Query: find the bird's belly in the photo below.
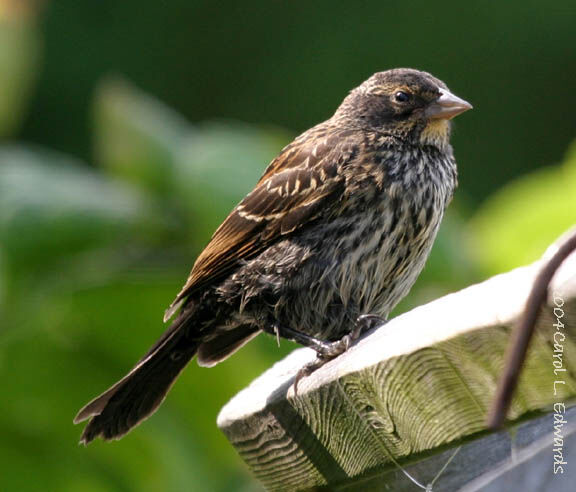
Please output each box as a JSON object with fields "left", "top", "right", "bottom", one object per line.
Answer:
{"left": 276, "top": 198, "right": 443, "bottom": 340}
{"left": 350, "top": 211, "right": 440, "bottom": 310}
{"left": 219, "top": 189, "right": 446, "bottom": 342}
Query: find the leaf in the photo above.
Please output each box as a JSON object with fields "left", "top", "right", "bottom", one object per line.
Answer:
{"left": 469, "top": 140, "right": 576, "bottom": 274}
{"left": 94, "top": 76, "right": 190, "bottom": 195}
{"left": 0, "top": 146, "right": 162, "bottom": 270}
{"left": 0, "top": 247, "right": 5, "bottom": 316}
{"left": 0, "top": 5, "right": 40, "bottom": 136}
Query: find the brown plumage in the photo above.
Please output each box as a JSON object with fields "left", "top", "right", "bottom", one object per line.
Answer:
{"left": 75, "top": 68, "right": 472, "bottom": 444}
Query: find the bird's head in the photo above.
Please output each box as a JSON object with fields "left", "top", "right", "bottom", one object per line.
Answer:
{"left": 335, "top": 68, "right": 472, "bottom": 148}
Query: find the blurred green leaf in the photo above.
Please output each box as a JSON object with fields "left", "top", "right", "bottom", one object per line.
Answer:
{"left": 0, "top": 3, "right": 40, "bottom": 137}
{"left": 0, "top": 246, "right": 5, "bottom": 318}
{"left": 469, "top": 139, "right": 576, "bottom": 274}
{"left": 174, "top": 121, "right": 290, "bottom": 242}
{"left": 0, "top": 146, "right": 162, "bottom": 271}
{"left": 94, "top": 76, "right": 190, "bottom": 195}
{"left": 0, "top": 270, "right": 256, "bottom": 492}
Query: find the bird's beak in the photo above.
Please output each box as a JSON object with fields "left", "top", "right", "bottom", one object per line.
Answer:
{"left": 426, "top": 88, "right": 473, "bottom": 120}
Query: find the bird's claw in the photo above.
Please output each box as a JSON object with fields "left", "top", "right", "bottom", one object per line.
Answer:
{"left": 292, "top": 320, "right": 372, "bottom": 394}
{"left": 293, "top": 357, "right": 324, "bottom": 395}
{"left": 356, "top": 314, "right": 387, "bottom": 333}
{"left": 292, "top": 315, "right": 387, "bottom": 395}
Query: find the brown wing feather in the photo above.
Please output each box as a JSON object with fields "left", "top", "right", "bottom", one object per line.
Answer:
{"left": 164, "top": 126, "right": 350, "bottom": 320}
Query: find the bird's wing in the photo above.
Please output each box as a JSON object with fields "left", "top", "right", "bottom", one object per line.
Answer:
{"left": 164, "top": 127, "right": 353, "bottom": 321}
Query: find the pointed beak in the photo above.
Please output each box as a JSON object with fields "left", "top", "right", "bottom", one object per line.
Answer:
{"left": 425, "top": 88, "right": 473, "bottom": 120}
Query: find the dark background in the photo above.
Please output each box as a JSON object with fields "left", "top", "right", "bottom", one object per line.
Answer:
{"left": 26, "top": 0, "right": 576, "bottom": 201}
{"left": 1, "top": 1, "right": 575, "bottom": 491}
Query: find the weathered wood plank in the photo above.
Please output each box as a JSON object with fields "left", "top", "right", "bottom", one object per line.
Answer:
{"left": 218, "top": 243, "right": 576, "bottom": 491}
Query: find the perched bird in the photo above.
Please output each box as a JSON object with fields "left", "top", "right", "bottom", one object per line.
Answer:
{"left": 75, "top": 68, "right": 472, "bottom": 444}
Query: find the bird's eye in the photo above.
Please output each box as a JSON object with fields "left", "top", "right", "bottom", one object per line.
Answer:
{"left": 394, "top": 91, "right": 411, "bottom": 103}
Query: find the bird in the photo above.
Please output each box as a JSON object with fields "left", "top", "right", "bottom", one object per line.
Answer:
{"left": 74, "top": 68, "right": 472, "bottom": 444}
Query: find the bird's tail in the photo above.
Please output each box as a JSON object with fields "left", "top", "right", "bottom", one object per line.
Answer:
{"left": 74, "top": 317, "right": 198, "bottom": 445}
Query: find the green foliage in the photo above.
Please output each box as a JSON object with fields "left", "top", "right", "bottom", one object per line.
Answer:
{"left": 0, "top": 8, "right": 39, "bottom": 136}
{"left": 469, "top": 142, "right": 576, "bottom": 275}
{"left": 94, "top": 77, "right": 189, "bottom": 196}
{"left": 0, "top": 146, "right": 161, "bottom": 271}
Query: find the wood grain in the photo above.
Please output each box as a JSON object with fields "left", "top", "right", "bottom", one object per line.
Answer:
{"left": 218, "top": 241, "right": 576, "bottom": 491}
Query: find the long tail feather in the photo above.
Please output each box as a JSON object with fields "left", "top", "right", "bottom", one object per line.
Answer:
{"left": 74, "top": 322, "right": 198, "bottom": 445}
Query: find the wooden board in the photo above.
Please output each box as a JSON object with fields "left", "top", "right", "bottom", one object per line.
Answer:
{"left": 218, "top": 245, "right": 576, "bottom": 491}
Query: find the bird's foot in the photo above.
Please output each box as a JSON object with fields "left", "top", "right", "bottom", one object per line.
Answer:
{"left": 293, "top": 315, "right": 383, "bottom": 394}
{"left": 293, "top": 356, "right": 328, "bottom": 394}
{"left": 292, "top": 334, "right": 355, "bottom": 394}
{"left": 272, "top": 316, "right": 387, "bottom": 394}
